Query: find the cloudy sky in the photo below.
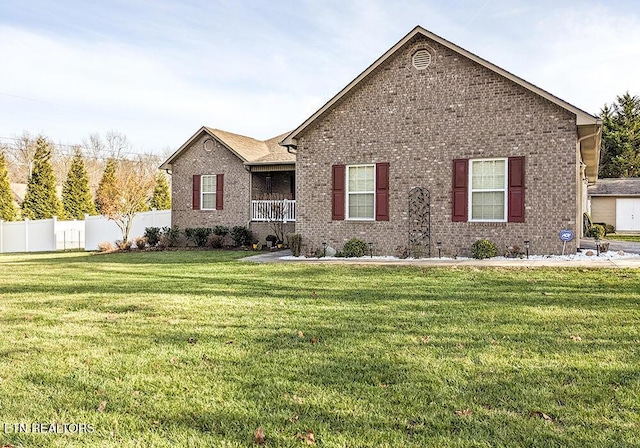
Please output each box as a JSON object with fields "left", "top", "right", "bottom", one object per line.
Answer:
{"left": 0, "top": 0, "right": 638, "bottom": 155}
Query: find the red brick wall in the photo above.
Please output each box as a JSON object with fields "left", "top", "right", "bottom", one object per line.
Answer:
{"left": 295, "top": 35, "right": 578, "bottom": 257}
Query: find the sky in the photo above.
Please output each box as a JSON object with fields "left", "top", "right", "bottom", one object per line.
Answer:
{"left": 0, "top": 0, "right": 639, "bottom": 156}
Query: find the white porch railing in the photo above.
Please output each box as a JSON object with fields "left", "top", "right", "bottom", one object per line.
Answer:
{"left": 251, "top": 200, "right": 296, "bottom": 222}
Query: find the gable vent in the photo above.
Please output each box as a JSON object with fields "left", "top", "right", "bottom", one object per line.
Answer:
{"left": 412, "top": 50, "right": 432, "bottom": 70}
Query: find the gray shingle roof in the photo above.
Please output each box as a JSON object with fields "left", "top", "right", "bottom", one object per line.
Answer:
{"left": 588, "top": 178, "right": 640, "bottom": 196}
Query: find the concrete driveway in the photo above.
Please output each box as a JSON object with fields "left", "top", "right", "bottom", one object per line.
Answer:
{"left": 580, "top": 238, "right": 640, "bottom": 254}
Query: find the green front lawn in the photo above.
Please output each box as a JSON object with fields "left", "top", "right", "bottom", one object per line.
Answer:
{"left": 0, "top": 251, "right": 639, "bottom": 447}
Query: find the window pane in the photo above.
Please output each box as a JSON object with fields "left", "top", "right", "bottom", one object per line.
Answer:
{"left": 348, "top": 166, "right": 374, "bottom": 192}
{"left": 471, "top": 191, "right": 504, "bottom": 220}
{"left": 202, "top": 193, "right": 216, "bottom": 209}
{"left": 348, "top": 193, "right": 374, "bottom": 219}
{"left": 202, "top": 175, "right": 216, "bottom": 193}
{"left": 472, "top": 160, "right": 505, "bottom": 190}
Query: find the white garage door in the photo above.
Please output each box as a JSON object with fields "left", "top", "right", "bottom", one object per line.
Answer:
{"left": 616, "top": 198, "right": 640, "bottom": 231}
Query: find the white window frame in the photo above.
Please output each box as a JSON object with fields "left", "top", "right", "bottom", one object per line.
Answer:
{"left": 468, "top": 158, "right": 508, "bottom": 222}
{"left": 346, "top": 164, "right": 376, "bottom": 221}
{"left": 201, "top": 175, "right": 217, "bottom": 211}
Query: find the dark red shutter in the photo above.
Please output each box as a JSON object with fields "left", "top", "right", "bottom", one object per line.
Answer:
{"left": 375, "top": 162, "right": 389, "bottom": 221}
{"left": 508, "top": 156, "right": 525, "bottom": 222}
{"left": 216, "top": 174, "right": 224, "bottom": 210}
{"left": 192, "top": 175, "right": 201, "bottom": 210}
{"left": 332, "top": 165, "right": 345, "bottom": 220}
{"left": 452, "top": 159, "right": 468, "bottom": 222}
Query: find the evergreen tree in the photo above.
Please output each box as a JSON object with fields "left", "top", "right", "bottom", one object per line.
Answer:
{"left": 95, "top": 158, "right": 117, "bottom": 215}
{"left": 0, "top": 151, "right": 17, "bottom": 221}
{"left": 150, "top": 172, "right": 171, "bottom": 210}
{"left": 599, "top": 92, "right": 640, "bottom": 178}
{"left": 62, "top": 148, "right": 96, "bottom": 219}
{"left": 21, "top": 136, "right": 63, "bottom": 220}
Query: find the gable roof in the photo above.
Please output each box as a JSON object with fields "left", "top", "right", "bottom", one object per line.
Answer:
{"left": 159, "top": 127, "right": 294, "bottom": 171}
{"left": 281, "top": 25, "right": 601, "bottom": 147}
{"left": 588, "top": 178, "right": 640, "bottom": 196}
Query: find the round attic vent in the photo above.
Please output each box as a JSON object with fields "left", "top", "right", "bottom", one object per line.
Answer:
{"left": 412, "top": 49, "right": 432, "bottom": 70}
{"left": 203, "top": 138, "right": 214, "bottom": 152}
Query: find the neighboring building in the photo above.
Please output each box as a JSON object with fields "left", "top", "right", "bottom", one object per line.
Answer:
{"left": 159, "top": 127, "right": 295, "bottom": 242}
{"left": 589, "top": 178, "right": 640, "bottom": 233}
{"left": 162, "top": 26, "right": 602, "bottom": 256}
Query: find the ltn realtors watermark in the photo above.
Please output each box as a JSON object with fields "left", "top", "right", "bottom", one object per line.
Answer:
{"left": 3, "top": 422, "right": 95, "bottom": 434}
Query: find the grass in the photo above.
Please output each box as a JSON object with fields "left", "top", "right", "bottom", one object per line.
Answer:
{"left": 0, "top": 251, "right": 639, "bottom": 447}
{"left": 606, "top": 233, "right": 640, "bottom": 243}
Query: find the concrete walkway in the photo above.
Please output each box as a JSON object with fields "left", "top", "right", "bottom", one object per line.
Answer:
{"left": 243, "top": 249, "right": 640, "bottom": 268}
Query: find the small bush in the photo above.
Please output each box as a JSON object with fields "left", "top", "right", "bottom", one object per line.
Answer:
{"left": 185, "top": 227, "right": 213, "bottom": 247}
{"left": 135, "top": 237, "right": 148, "bottom": 249}
{"left": 286, "top": 233, "right": 302, "bottom": 257}
{"left": 230, "top": 226, "right": 252, "bottom": 247}
{"left": 212, "top": 225, "right": 229, "bottom": 237}
{"left": 586, "top": 224, "right": 605, "bottom": 239}
{"left": 161, "top": 226, "right": 182, "bottom": 247}
{"left": 471, "top": 239, "right": 497, "bottom": 259}
{"left": 115, "top": 240, "right": 132, "bottom": 251}
{"left": 504, "top": 245, "right": 524, "bottom": 258}
{"left": 605, "top": 224, "right": 615, "bottom": 235}
{"left": 144, "top": 227, "right": 162, "bottom": 247}
{"left": 207, "top": 234, "right": 224, "bottom": 249}
{"left": 343, "top": 238, "right": 367, "bottom": 258}
{"left": 97, "top": 241, "right": 114, "bottom": 252}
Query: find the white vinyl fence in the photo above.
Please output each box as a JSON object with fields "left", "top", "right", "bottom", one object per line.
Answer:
{"left": 84, "top": 209, "right": 171, "bottom": 251}
{"left": 0, "top": 209, "right": 171, "bottom": 253}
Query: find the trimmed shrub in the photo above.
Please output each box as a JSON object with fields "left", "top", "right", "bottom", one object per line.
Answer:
{"left": 161, "top": 226, "right": 182, "bottom": 247}
{"left": 605, "top": 224, "right": 615, "bottom": 235}
{"left": 343, "top": 238, "right": 367, "bottom": 258}
{"left": 286, "top": 233, "right": 302, "bottom": 257}
{"left": 230, "top": 226, "right": 252, "bottom": 247}
{"left": 207, "top": 234, "right": 224, "bottom": 249}
{"left": 471, "top": 239, "right": 497, "bottom": 259}
{"left": 587, "top": 224, "right": 605, "bottom": 239}
{"left": 144, "top": 227, "right": 162, "bottom": 247}
{"left": 213, "top": 225, "right": 229, "bottom": 237}
{"left": 185, "top": 227, "right": 213, "bottom": 247}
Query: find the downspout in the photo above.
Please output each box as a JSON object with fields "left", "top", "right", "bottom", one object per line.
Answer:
{"left": 575, "top": 124, "right": 602, "bottom": 238}
{"left": 245, "top": 164, "right": 253, "bottom": 228}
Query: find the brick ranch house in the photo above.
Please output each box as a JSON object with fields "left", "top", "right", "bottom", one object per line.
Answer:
{"left": 161, "top": 26, "right": 602, "bottom": 256}
{"left": 159, "top": 127, "right": 296, "bottom": 242}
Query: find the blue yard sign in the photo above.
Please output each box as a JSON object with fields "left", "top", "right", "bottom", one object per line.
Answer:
{"left": 559, "top": 229, "right": 574, "bottom": 255}
{"left": 559, "top": 230, "right": 574, "bottom": 242}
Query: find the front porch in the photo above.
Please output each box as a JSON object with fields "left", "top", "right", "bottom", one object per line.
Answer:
{"left": 249, "top": 164, "right": 295, "bottom": 223}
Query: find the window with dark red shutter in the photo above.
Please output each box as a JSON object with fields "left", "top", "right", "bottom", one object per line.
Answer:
{"left": 452, "top": 159, "right": 468, "bottom": 222}
{"left": 192, "top": 175, "right": 201, "bottom": 210}
{"left": 375, "top": 162, "right": 389, "bottom": 221}
{"left": 508, "top": 156, "right": 525, "bottom": 222}
{"left": 332, "top": 165, "right": 345, "bottom": 220}
{"left": 216, "top": 174, "right": 224, "bottom": 210}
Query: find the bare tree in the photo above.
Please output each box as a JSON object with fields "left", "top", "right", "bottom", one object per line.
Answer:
{"left": 95, "top": 157, "right": 155, "bottom": 242}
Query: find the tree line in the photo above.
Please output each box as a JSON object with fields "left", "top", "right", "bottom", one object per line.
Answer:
{"left": 0, "top": 131, "right": 171, "bottom": 241}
